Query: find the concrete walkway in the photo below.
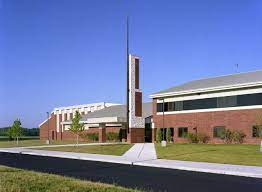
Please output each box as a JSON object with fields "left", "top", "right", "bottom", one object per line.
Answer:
{"left": 0, "top": 143, "right": 262, "bottom": 179}
{"left": 19, "top": 142, "right": 122, "bottom": 149}
{"left": 123, "top": 143, "right": 157, "bottom": 161}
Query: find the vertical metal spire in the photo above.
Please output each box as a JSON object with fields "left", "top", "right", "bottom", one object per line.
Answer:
{"left": 126, "top": 16, "right": 130, "bottom": 133}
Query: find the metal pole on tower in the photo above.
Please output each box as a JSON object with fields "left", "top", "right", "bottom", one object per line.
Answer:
{"left": 126, "top": 17, "right": 130, "bottom": 134}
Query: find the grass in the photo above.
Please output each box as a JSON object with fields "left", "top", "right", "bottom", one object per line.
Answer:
{"left": 156, "top": 143, "right": 262, "bottom": 166}
{"left": 0, "top": 165, "right": 139, "bottom": 192}
{"left": 37, "top": 144, "right": 133, "bottom": 156}
{"left": 0, "top": 139, "right": 88, "bottom": 148}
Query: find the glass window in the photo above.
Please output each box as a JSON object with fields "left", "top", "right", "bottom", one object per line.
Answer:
{"left": 175, "top": 101, "right": 183, "bottom": 111}
{"left": 217, "top": 96, "right": 237, "bottom": 108}
{"left": 213, "top": 126, "right": 225, "bottom": 138}
{"left": 252, "top": 125, "right": 262, "bottom": 137}
{"left": 178, "top": 127, "right": 188, "bottom": 137}
{"left": 167, "top": 102, "right": 175, "bottom": 111}
{"left": 157, "top": 103, "right": 163, "bottom": 112}
{"left": 183, "top": 98, "right": 217, "bottom": 110}
{"left": 237, "top": 93, "right": 262, "bottom": 106}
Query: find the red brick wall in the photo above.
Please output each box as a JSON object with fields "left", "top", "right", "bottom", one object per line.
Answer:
{"left": 39, "top": 113, "right": 56, "bottom": 140}
{"left": 152, "top": 99, "right": 262, "bottom": 144}
{"left": 59, "top": 127, "right": 121, "bottom": 141}
{"left": 127, "top": 128, "right": 145, "bottom": 143}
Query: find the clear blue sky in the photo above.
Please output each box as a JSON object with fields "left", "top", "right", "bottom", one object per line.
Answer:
{"left": 0, "top": 0, "right": 262, "bottom": 128}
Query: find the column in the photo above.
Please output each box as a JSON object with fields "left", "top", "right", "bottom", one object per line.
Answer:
{"left": 99, "top": 123, "right": 106, "bottom": 143}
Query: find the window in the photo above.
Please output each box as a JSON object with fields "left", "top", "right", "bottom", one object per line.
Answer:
{"left": 217, "top": 96, "right": 237, "bottom": 108}
{"left": 167, "top": 102, "right": 175, "bottom": 111}
{"left": 213, "top": 126, "right": 225, "bottom": 138}
{"left": 183, "top": 98, "right": 217, "bottom": 110}
{"left": 156, "top": 93, "right": 262, "bottom": 113}
{"left": 237, "top": 93, "right": 262, "bottom": 106}
{"left": 157, "top": 103, "right": 163, "bottom": 112}
{"left": 178, "top": 127, "right": 188, "bottom": 137}
{"left": 252, "top": 125, "right": 262, "bottom": 137}
{"left": 175, "top": 101, "right": 183, "bottom": 111}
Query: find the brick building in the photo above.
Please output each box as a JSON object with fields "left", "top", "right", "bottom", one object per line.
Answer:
{"left": 150, "top": 70, "right": 262, "bottom": 144}
{"left": 39, "top": 55, "right": 154, "bottom": 143}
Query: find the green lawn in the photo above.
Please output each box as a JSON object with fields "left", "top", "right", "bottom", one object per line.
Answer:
{"left": 156, "top": 143, "right": 262, "bottom": 166}
{"left": 0, "top": 139, "right": 88, "bottom": 148}
{"left": 37, "top": 144, "right": 133, "bottom": 156}
{"left": 0, "top": 165, "right": 139, "bottom": 192}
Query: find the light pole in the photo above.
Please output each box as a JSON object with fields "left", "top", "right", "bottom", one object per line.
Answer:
{"left": 46, "top": 112, "right": 50, "bottom": 144}
{"left": 161, "top": 98, "right": 166, "bottom": 147}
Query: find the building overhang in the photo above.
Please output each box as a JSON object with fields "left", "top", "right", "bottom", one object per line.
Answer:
{"left": 61, "top": 117, "right": 127, "bottom": 125}
{"left": 150, "top": 82, "right": 262, "bottom": 99}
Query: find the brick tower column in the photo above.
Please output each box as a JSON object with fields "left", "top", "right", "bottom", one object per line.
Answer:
{"left": 99, "top": 123, "right": 106, "bottom": 143}
{"left": 127, "top": 55, "right": 145, "bottom": 143}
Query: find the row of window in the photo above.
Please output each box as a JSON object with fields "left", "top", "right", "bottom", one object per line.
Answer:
{"left": 157, "top": 93, "right": 262, "bottom": 112}
{"left": 172, "top": 126, "right": 261, "bottom": 138}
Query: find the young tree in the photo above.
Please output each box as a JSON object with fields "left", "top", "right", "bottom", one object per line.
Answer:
{"left": 69, "top": 111, "right": 85, "bottom": 146}
{"left": 7, "top": 127, "right": 13, "bottom": 141}
{"left": 11, "top": 119, "right": 23, "bottom": 145}
{"left": 156, "top": 128, "right": 162, "bottom": 143}
{"left": 166, "top": 128, "right": 172, "bottom": 143}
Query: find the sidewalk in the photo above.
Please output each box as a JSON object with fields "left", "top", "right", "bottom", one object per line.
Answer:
{"left": 0, "top": 143, "right": 262, "bottom": 179}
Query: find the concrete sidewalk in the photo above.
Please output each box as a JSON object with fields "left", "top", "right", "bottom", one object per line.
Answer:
{"left": 123, "top": 143, "right": 157, "bottom": 161}
{"left": 19, "top": 142, "right": 122, "bottom": 149}
{"left": 0, "top": 143, "right": 262, "bottom": 179}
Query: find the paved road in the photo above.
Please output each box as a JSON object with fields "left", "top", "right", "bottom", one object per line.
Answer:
{"left": 0, "top": 152, "right": 261, "bottom": 192}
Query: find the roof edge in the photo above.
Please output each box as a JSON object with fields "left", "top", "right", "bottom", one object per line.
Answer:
{"left": 150, "top": 81, "right": 262, "bottom": 99}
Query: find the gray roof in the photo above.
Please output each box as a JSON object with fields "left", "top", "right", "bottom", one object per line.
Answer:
{"left": 80, "top": 102, "right": 152, "bottom": 121}
{"left": 152, "top": 70, "right": 262, "bottom": 96}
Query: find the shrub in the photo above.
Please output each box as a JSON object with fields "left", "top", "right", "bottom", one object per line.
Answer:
{"left": 187, "top": 133, "right": 210, "bottom": 144}
{"left": 166, "top": 128, "right": 172, "bottom": 143}
{"left": 187, "top": 133, "right": 198, "bottom": 143}
{"left": 156, "top": 128, "right": 162, "bottom": 143}
{"left": 197, "top": 133, "right": 210, "bottom": 143}
{"left": 106, "top": 132, "right": 119, "bottom": 141}
{"left": 82, "top": 133, "right": 99, "bottom": 142}
{"left": 220, "top": 129, "right": 246, "bottom": 144}
{"left": 232, "top": 131, "right": 246, "bottom": 144}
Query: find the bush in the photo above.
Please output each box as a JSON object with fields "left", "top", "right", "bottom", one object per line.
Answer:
{"left": 82, "top": 133, "right": 99, "bottom": 142}
{"left": 187, "top": 133, "right": 210, "bottom": 144}
{"left": 220, "top": 129, "right": 246, "bottom": 144}
{"left": 232, "top": 131, "right": 246, "bottom": 144}
{"left": 166, "top": 128, "right": 172, "bottom": 143}
{"left": 106, "top": 132, "right": 119, "bottom": 141}
{"left": 156, "top": 128, "right": 162, "bottom": 143}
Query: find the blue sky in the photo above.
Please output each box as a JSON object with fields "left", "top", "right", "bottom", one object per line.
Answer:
{"left": 0, "top": 0, "right": 262, "bottom": 128}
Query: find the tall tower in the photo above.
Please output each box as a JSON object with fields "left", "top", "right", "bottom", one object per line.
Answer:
{"left": 127, "top": 54, "right": 145, "bottom": 143}
{"left": 126, "top": 18, "right": 145, "bottom": 143}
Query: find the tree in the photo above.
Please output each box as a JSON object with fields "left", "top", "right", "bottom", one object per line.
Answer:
{"left": 156, "top": 128, "right": 162, "bottom": 143}
{"left": 255, "top": 114, "right": 262, "bottom": 138}
{"left": 7, "top": 127, "right": 13, "bottom": 141}
{"left": 11, "top": 119, "right": 23, "bottom": 145}
{"left": 69, "top": 111, "right": 85, "bottom": 146}
{"left": 166, "top": 128, "right": 172, "bottom": 143}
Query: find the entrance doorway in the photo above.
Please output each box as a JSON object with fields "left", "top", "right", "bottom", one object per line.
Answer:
{"left": 145, "top": 123, "right": 152, "bottom": 142}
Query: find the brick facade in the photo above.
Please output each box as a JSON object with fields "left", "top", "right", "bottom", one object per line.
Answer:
{"left": 152, "top": 99, "right": 262, "bottom": 144}
{"left": 127, "top": 128, "right": 145, "bottom": 143}
{"left": 40, "top": 116, "right": 121, "bottom": 142}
